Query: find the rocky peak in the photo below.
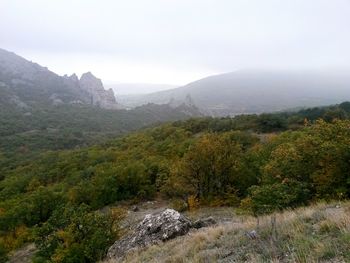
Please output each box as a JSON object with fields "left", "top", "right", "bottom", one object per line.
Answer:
{"left": 79, "top": 72, "right": 119, "bottom": 109}
{"left": 63, "top": 73, "right": 80, "bottom": 88}
{"left": 68, "top": 73, "right": 79, "bottom": 84}
{"left": 80, "top": 72, "right": 104, "bottom": 92}
{"left": 0, "top": 48, "right": 121, "bottom": 110}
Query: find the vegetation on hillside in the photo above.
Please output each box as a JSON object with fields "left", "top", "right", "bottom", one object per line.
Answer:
{"left": 1, "top": 102, "right": 350, "bottom": 262}
{"left": 0, "top": 103, "right": 200, "bottom": 163}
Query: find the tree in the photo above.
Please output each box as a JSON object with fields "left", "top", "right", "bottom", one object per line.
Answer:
{"left": 257, "top": 114, "right": 287, "bottom": 133}
{"left": 165, "top": 132, "right": 244, "bottom": 203}
{"left": 34, "top": 204, "right": 124, "bottom": 263}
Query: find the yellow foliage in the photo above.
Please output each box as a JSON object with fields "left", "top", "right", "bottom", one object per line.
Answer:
{"left": 110, "top": 207, "right": 125, "bottom": 220}
{"left": 51, "top": 247, "right": 69, "bottom": 263}
{"left": 109, "top": 207, "right": 126, "bottom": 235}
{"left": 239, "top": 197, "right": 253, "bottom": 214}
{"left": 57, "top": 229, "right": 74, "bottom": 247}
{"left": 188, "top": 195, "right": 199, "bottom": 211}
{"left": 26, "top": 178, "right": 41, "bottom": 192}
{"left": 1, "top": 225, "right": 30, "bottom": 251}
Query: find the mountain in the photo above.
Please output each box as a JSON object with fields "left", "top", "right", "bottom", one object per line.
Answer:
{"left": 120, "top": 70, "right": 350, "bottom": 116}
{"left": 0, "top": 48, "right": 121, "bottom": 110}
{"left": 0, "top": 48, "right": 201, "bottom": 155}
{"left": 78, "top": 72, "right": 120, "bottom": 109}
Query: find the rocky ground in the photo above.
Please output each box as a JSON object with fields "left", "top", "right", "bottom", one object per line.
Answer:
{"left": 106, "top": 202, "right": 350, "bottom": 263}
{"left": 102, "top": 200, "right": 239, "bottom": 262}
{"left": 9, "top": 201, "right": 349, "bottom": 263}
{"left": 7, "top": 199, "right": 236, "bottom": 263}
{"left": 7, "top": 244, "right": 36, "bottom": 263}
{"left": 118, "top": 199, "right": 236, "bottom": 233}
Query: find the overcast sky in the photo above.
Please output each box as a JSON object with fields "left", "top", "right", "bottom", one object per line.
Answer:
{"left": 1, "top": 0, "right": 350, "bottom": 87}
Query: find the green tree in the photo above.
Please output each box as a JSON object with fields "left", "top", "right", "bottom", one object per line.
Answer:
{"left": 166, "top": 132, "right": 244, "bottom": 203}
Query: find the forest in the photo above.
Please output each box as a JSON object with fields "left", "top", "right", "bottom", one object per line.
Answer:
{"left": 1, "top": 102, "right": 350, "bottom": 262}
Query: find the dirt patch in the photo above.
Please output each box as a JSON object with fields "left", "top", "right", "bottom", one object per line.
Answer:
{"left": 8, "top": 243, "right": 36, "bottom": 263}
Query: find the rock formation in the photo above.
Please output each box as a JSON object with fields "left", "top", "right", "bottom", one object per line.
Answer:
{"left": 0, "top": 48, "right": 121, "bottom": 110}
{"left": 107, "top": 209, "right": 191, "bottom": 260}
{"left": 107, "top": 209, "right": 216, "bottom": 261}
{"left": 79, "top": 72, "right": 119, "bottom": 109}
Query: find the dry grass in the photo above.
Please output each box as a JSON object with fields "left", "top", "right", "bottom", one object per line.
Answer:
{"left": 105, "top": 201, "right": 350, "bottom": 263}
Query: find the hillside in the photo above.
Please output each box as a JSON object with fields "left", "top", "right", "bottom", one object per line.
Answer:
{"left": 116, "top": 202, "right": 350, "bottom": 262}
{"left": 0, "top": 48, "right": 202, "bottom": 157}
{"left": 0, "top": 103, "right": 201, "bottom": 159}
{"left": 1, "top": 103, "right": 350, "bottom": 262}
{"left": 121, "top": 70, "right": 350, "bottom": 116}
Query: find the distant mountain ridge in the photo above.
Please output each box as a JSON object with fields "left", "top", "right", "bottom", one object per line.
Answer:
{"left": 0, "top": 48, "right": 120, "bottom": 109}
{"left": 120, "top": 69, "right": 350, "bottom": 116}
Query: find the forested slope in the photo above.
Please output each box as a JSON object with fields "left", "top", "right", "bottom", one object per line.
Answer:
{"left": 1, "top": 102, "right": 350, "bottom": 262}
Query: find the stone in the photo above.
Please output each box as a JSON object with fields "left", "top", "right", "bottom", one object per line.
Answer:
{"left": 246, "top": 230, "right": 258, "bottom": 239}
{"left": 192, "top": 217, "right": 217, "bottom": 229}
{"left": 79, "top": 72, "right": 120, "bottom": 109}
{"left": 107, "top": 209, "right": 192, "bottom": 260}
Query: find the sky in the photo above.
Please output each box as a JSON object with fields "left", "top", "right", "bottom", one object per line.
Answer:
{"left": 1, "top": 0, "right": 350, "bottom": 88}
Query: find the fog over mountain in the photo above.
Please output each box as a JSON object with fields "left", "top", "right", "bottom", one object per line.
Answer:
{"left": 1, "top": 0, "right": 350, "bottom": 85}
{"left": 120, "top": 69, "right": 350, "bottom": 116}
{"left": 0, "top": 47, "right": 202, "bottom": 155}
{"left": 105, "top": 83, "right": 177, "bottom": 95}
{"left": 3, "top": 1, "right": 350, "bottom": 263}
{"left": 0, "top": 48, "right": 120, "bottom": 110}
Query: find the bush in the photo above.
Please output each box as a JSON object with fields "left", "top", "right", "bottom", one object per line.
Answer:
{"left": 0, "top": 242, "right": 8, "bottom": 263}
{"left": 34, "top": 204, "right": 123, "bottom": 262}
{"left": 171, "top": 199, "right": 188, "bottom": 212}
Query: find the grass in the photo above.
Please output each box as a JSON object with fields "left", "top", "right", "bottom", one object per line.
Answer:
{"left": 105, "top": 201, "right": 350, "bottom": 263}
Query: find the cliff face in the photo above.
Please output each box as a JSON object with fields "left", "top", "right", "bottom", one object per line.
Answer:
{"left": 79, "top": 72, "right": 119, "bottom": 109}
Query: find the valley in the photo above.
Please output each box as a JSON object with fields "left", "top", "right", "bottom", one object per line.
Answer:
{"left": 1, "top": 43, "right": 350, "bottom": 263}
{"left": 1, "top": 98, "right": 350, "bottom": 262}
{"left": 2, "top": 1, "right": 350, "bottom": 262}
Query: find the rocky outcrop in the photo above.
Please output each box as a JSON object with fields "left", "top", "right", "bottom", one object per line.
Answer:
{"left": 67, "top": 73, "right": 80, "bottom": 85}
{"left": 107, "top": 209, "right": 192, "bottom": 260}
{"left": 79, "top": 72, "right": 120, "bottom": 109}
{"left": 0, "top": 48, "right": 121, "bottom": 110}
{"left": 107, "top": 209, "right": 217, "bottom": 261}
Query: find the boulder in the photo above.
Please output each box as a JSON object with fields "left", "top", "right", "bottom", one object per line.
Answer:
{"left": 192, "top": 216, "right": 216, "bottom": 229}
{"left": 107, "top": 209, "right": 192, "bottom": 260}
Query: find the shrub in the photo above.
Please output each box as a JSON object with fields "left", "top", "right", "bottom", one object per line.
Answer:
{"left": 171, "top": 199, "right": 188, "bottom": 212}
